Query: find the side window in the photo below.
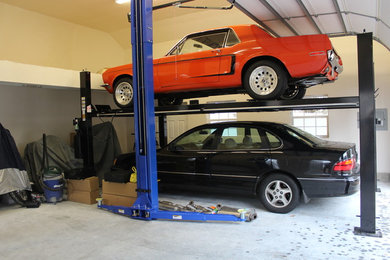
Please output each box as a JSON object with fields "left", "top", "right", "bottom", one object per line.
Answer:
{"left": 217, "top": 127, "right": 243, "bottom": 150}
{"left": 265, "top": 131, "right": 282, "bottom": 149}
{"left": 216, "top": 127, "right": 268, "bottom": 150}
{"left": 225, "top": 29, "right": 240, "bottom": 47}
{"left": 178, "top": 31, "right": 227, "bottom": 55}
{"left": 173, "top": 128, "right": 217, "bottom": 151}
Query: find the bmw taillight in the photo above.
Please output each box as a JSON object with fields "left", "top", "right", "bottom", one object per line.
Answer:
{"left": 333, "top": 158, "right": 356, "bottom": 176}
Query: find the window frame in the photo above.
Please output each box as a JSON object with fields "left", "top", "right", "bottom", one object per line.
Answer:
{"left": 166, "top": 28, "right": 240, "bottom": 56}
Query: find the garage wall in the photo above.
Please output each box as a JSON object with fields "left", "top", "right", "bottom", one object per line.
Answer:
{"left": 0, "top": 2, "right": 126, "bottom": 72}
{"left": 0, "top": 84, "right": 133, "bottom": 155}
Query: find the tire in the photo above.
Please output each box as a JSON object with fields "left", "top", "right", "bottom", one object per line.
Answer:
{"left": 259, "top": 173, "right": 300, "bottom": 213}
{"left": 280, "top": 85, "right": 306, "bottom": 100}
{"left": 113, "top": 77, "right": 133, "bottom": 108}
{"left": 243, "top": 60, "right": 288, "bottom": 100}
{"left": 9, "top": 190, "right": 30, "bottom": 207}
{"left": 158, "top": 97, "right": 183, "bottom": 106}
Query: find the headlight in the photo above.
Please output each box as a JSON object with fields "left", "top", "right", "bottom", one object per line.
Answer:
{"left": 327, "top": 50, "right": 335, "bottom": 61}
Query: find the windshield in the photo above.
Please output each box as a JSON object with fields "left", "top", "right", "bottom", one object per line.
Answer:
{"left": 284, "top": 124, "right": 325, "bottom": 146}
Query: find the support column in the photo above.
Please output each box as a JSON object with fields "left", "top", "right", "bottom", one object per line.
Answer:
{"left": 354, "top": 33, "right": 381, "bottom": 237}
{"left": 130, "top": 0, "right": 159, "bottom": 216}
{"left": 79, "top": 71, "right": 95, "bottom": 178}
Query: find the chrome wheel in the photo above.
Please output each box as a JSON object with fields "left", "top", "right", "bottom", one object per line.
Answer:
{"left": 264, "top": 180, "right": 292, "bottom": 208}
{"left": 114, "top": 80, "right": 133, "bottom": 107}
{"left": 249, "top": 66, "right": 278, "bottom": 96}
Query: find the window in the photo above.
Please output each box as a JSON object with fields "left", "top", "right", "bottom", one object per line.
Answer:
{"left": 173, "top": 128, "right": 217, "bottom": 150}
{"left": 216, "top": 126, "right": 268, "bottom": 150}
{"left": 209, "top": 112, "right": 237, "bottom": 123}
{"left": 178, "top": 31, "right": 227, "bottom": 55}
{"left": 225, "top": 29, "right": 240, "bottom": 47}
{"left": 265, "top": 131, "right": 282, "bottom": 148}
{"left": 292, "top": 97, "right": 329, "bottom": 137}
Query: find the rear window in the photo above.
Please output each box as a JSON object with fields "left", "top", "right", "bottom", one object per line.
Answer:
{"left": 285, "top": 125, "right": 325, "bottom": 146}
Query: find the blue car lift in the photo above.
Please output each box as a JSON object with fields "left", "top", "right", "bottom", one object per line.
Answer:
{"left": 97, "top": 0, "right": 247, "bottom": 222}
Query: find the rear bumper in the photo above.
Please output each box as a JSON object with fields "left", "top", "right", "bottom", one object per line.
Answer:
{"left": 298, "top": 175, "right": 360, "bottom": 198}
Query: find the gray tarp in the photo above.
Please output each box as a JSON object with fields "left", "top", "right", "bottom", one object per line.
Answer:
{"left": 24, "top": 121, "right": 121, "bottom": 185}
{"left": 92, "top": 122, "right": 122, "bottom": 182}
{"left": 24, "top": 135, "right": 83, "bottom": 183}
{"left": 0, "top": 123, "right": 31, "bottom": 195}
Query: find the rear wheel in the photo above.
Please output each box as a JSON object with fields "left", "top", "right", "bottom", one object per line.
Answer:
{"left": 259, "top": 173, "right": 300, "bottom": 213}
{"left": 158, "top": 97, "right": 183, "bottom": 106}
{"left": 280, "top": 85, "right": 306, "bottom": 100}
{"left": 243, "top": 60, "right": 288, "bottom": 100}
{"left": 113, "top": 77, "right": 133, "bottom": 108}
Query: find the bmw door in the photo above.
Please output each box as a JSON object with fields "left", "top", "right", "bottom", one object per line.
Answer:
{"left": 207, "top": 125, "right": 273, "bottom": 193}
{"left": 157, "top": 126, "right": 220, "bottom": 187}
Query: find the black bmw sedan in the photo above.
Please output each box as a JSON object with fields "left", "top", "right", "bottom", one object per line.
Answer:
{"left": 114, "top": 121, "right": 360, "bottom": 213}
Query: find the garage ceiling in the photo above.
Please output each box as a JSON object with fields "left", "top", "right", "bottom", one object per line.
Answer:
{"left": 0, "top": 0, "right": 389, "bottom": 50}
{"left": 229, "top": 0, "right": 390, "bottom": 50}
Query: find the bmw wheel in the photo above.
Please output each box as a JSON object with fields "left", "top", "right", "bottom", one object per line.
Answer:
{"left": 259, "top": 173, "right": 300, "bottom": 213}
{"left": 244, "top": 60, "right": 288, "bottom": 100}
{"left": 113, "top": 77, "right": 133, "bottom": 108}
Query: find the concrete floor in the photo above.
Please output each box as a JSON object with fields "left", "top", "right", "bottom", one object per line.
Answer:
{"left": 1, "top": 181, "right": 389, "bottom": 260}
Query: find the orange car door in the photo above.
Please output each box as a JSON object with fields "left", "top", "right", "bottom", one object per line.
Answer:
{"left": 174, "top": 30, "right": 229, "bottom": 88}
{"left": 176, "top": 49, "right": 221, "bottom": 86}
{"left": 154, "top": 55, "right": 178, "bottom": 90}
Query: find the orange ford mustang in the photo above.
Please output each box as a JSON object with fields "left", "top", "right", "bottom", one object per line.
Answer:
{"left": 102, "top": 24, "right": 343, "bottom": 108}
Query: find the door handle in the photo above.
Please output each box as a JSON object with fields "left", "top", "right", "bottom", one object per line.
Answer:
{"left": 211, "top": 49, "right": 221, "bottom": 54}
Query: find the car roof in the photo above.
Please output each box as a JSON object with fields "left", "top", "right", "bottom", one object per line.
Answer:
{"left": 197, "top": 121, "right": 285, "bottom": 128}
{"left": 188, "top": 24, "right": 271, "bottom": 38}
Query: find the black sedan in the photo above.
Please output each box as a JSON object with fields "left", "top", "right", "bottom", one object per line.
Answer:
{"left": 114, "top": 121, "right": 360, "bottom": 213}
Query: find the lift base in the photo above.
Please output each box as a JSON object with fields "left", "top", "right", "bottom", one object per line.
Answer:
{"left": 97, "top": 200, "right": 256, "bottom": 222}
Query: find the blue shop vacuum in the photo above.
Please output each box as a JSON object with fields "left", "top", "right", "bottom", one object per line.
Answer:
{"left": 41, "top": 134, "right": 64, "bottom": 203}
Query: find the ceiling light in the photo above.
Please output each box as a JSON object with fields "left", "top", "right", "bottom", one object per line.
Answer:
{"left": 115, "top": 0, "right": 130, "bottom": 4}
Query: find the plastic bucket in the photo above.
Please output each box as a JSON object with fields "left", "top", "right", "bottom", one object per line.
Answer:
{"left": 43, "top": 174, "right": 63, "bottom": 203}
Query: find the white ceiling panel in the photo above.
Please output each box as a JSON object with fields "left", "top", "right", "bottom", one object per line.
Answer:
{"left": 288, "top": 17, "right": 319, "bottom": 35}
{"left": 230, "top": 0, "right": 390, "bottom": 51}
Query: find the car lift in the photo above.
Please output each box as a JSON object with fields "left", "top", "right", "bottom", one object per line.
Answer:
{"left": 93, "top": 0, "right": 252, "bottom": 222}
{"left": 78, "top": 1, "right": 380, "bottom": 233}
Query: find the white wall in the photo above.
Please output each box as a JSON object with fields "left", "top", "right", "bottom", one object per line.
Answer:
{"left": 0, "top": 2, "right": 126, "bottom": 72}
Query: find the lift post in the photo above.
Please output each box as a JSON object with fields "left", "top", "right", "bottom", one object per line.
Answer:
{"left": 354, "top": 32, "right": 381, "bottom": 237}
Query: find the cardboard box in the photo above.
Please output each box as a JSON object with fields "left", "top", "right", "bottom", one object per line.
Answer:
{"left": 67, "top": 176, "right": 99, "bottom": 192}
{"left": 68, "top": 190, "right": 99, "bottom": 204}
{"left": 102, "top": 193, "right": 137, "bottom": 207}
{"left": 102, "top": 181, "right": 137, "bottom": 197}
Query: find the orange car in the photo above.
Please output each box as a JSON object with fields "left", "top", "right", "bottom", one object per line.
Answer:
{"left": 102, "top": 24, "right": 343, "bottom": 108}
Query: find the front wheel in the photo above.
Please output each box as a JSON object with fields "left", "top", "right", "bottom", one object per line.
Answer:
{"left": 259, "top": 173, "right": 300, "bottom": 213}
{"left": 243, "top": 60, "right": 288, "bottom": 100}
{"left": 113, "top": 77, "right": 133, "bottom": 108}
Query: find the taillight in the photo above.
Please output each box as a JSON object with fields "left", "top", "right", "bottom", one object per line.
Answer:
{"left": 333, "top": 158, "right": 356, "bottom": 174}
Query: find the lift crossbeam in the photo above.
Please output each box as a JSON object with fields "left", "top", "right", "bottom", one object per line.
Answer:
{"left": 93, "top": 96, "right": 360, "bottom": 118}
